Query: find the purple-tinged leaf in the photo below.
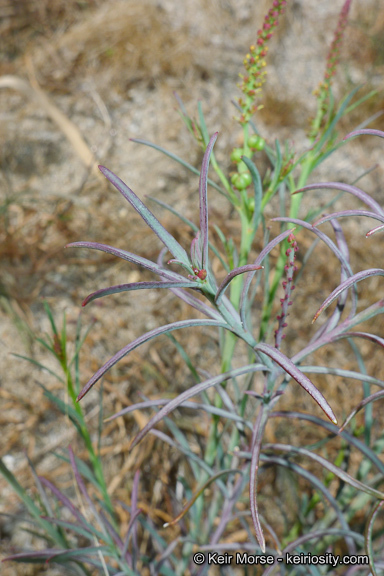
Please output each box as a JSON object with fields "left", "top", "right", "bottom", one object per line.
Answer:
{"left": 313, "top": 268, "right": 384, "bottom": 323}
{"left": 262, "top": 530, "right": 363, "bottom": 576}
{"left": 215, "top": 264, "right": 263, "bottom": 305}
{"left": 82, "top": 281, "right": 199, "bottom": 307}
{"left": 249, "top": 406, "right": 267, "bottom": 553}
{"left": 40, "top": 516, "right": 102, "bottom": 541}
{"left": 324, "top": 218, "right": 351, "bottom": 328}
{"left": 100, "top": 510, "right": 124, "bottom": 548}
{"left": 199, "top": 133, "right": 218, "bottom": 270}
{"left": 345, "top": 298, "right": 384, "bottom": 329}
{"left": 332, "top": 331, "right": 384, "bottom": 349}
{"left": 265, "top": 443, "right": 384, "bottom": 499}
{"left": 313, "top": 209, "right": 384, "bottom": 228}
{"left": 240, "top": 229, "right": 295, "bottom": 326}
{"left": 340, "top": 390, "right": 384, "bottom": 432}
{"left": 204, "top": 475, "right": 249, "bottom": 555}
{"left": 68, "top": 447, "right": 109, "bottom": 542}
{"left": 167, "top": 258, "right": 194, "bottom": 275}
{"left": 38, "top": 477, "right": 88, "bottom": 528}
{"left": 153, "top": 538, "right": 183, "bottom": 575}
{"left": 163, "top": 469, "right": 241, "bottom": 528}
{"left": 256, "top": 343, "right": 337, "bottom": 424}
{"left": 365, "top": 499, "right": 384, "bottom": 576}
{"left": 272, "top": 218, "right": 353, "bottom": 275}
{"left": 169, "top": 286, "right": 222, "bottom": 320}
{"left": 150, "top": 195, "right": 228, "bottom": 269}
{"left": 129, "top": 363, "right": 268, "bottom": 449}
{"left": 367, "top": 223, "right": 384, "bottom": 237}
{"left": 77, "top": 319, "right": 228, "bottom": 401}
{"left": 310, "top": 218, "right": 354, "bottom": 341}
{"left": 344, "top": 128, "right": 384, "bottom": 141}
{"left": 44, "top": 545, "right": 111, "bottom": 563}
{"left": 273, "top": 217, "right": 357, "bottom": 330}
{"left": 190, "top": 232, "right": 202, "bottom": 269}
{"left": 2, "top": 549, "right": 66, "bottom": 562}
{"left": 122, "top": 509, "right": 142, "bottom": 564}
{"left": 271, "top": 410, "right": 384, "bottom": 476}
{"left": 300, "top": 365, "right": 384, "bottom": 388}
{"left": 150, "top": 429, "right": 227, "bottom": 490}
{"left": 291, "top": 300, "right": 384, "bottom": 366}
{"left": 105, "top": 397, "right": 251, "bottom": 428}
{"left": 25, "top": 453, "right": 54, "bottom": 518}
{"left": 258, "top": 455, "right": 356, "bottom": 558}
{"left": 123, "top": 469, "right": 141, "bottom": 564}
{"left": 98, "top": 165, "right": 190, "bottom": 264}
{"left": 294, "top": 182, "right": 384, "bottom": 216}
{"left": 68, "top": 241, "right": 220, "bottom": 317}
{"left": 66, "top": 241, "right": 184, "bottom": 281}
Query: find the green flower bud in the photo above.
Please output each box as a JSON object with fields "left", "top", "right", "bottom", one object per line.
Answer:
{"left": 231, "top": 172, "right": 252, "bottom": 190}
{"left": 230, "top": 148, "right": 244, "bottom": 163}
{"left": 248, "top": 134, "right": 265, "bottom": 151}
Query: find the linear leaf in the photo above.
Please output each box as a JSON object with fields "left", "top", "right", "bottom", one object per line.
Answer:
{"left": 259, "top": 456, "right": 356, "bottom": 558}
{"left": 344, "top": 128, "right": 384, "bottom": 141}
{"left": 130, "top": 137, "right": 226, "bottom": 195}
{"left": 250, "top": 407, "right": 267, "bottom": 553}
{"left": 99, "top": 165, "right": 190, "bottom": 265}
{"left": 300, "top": 365, "right": 384, "bottom": 388}
{"left": 340, "top": 390, "right": 384, "bottom": 432}
{"left": 313, "top": 209, "right": 384, "bottom": 228}
{"left": 267, "top": 443, "right": 384, "bottom": 500}
{"left": 105, "top": 397, "right": 251, "bottom": 429}
{"left": 365, "top": 499, "right": 384, "bottom": 576}
{"left": 294, "top": 182, "right": 384, "bottom": 216}
{"left": 256, "top": 343, "right": 337, "bottom": 424}
{"left": 77, "top": 319, "right": 228, "bottom": 400}
{"left": 129, "top": 364, "right": 268, "bottom": 449}
{"left": 66, "top": 241, "right": 185, "bottom": 281}
{"left": 215, "top": 264, "right": 263, "bottom": 305}
{"left": 163, "top": 469, "right": 241, "bottom": 528}
{"left": 313, "top": 268, "right": 384, "bottom": 322}
{"left": 367, "top": 223, "right": 384, "bottom": 237}
{"left": 82, "top": 281, "right": 199, "bottom": 306}
{"left": 271, "top": 410, "right": 384, "bottom": 476}
{"left": 38, "top": 477, "right": 89, "bottom": 529}
{"left": 0, "top": 460, "right": 65, "bottom": 547}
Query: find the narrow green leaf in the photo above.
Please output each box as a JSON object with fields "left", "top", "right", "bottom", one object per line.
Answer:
{"left": 99, "top": 166, "right": 190, "bottom": 265}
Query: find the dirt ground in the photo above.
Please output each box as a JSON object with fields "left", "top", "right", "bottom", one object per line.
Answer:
{"left": 1, "top": 0, "right": 384, "bottom": 574}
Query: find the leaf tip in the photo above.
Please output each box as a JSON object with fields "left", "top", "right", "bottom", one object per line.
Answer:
{"left": 312, "top": 310, "right": 321, "bottom": 323}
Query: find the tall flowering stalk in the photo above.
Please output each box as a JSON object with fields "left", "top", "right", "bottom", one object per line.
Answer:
{"left": 309, "top": 0, "right": 352, "bottom": 142}
{"left": 237, "top": 0, "right": 287, "bottom": 126}
{"left": 274, "top": 232, "right": 298, "bottom": 349}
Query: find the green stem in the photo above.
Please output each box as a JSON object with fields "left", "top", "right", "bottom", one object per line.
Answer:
{"left": 64, "top": 363, "right": 116, "bottom": 524}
